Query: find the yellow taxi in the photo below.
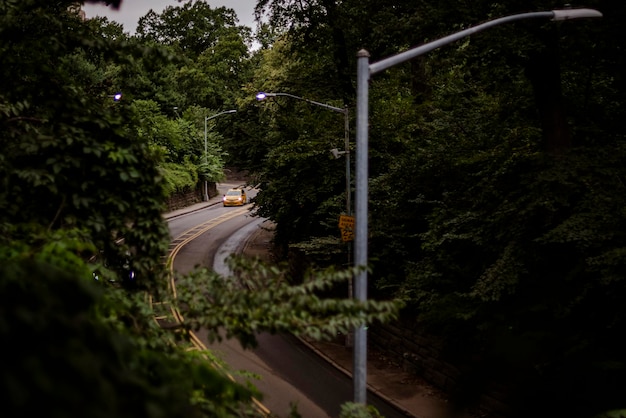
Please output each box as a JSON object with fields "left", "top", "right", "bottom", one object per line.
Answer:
{"left": 222, "top": 188, "right": 247, "bottom": 207}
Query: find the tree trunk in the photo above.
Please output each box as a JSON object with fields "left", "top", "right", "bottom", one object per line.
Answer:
{"left": 525, "top": 28, "right": 571, "bottom": 154}
{"left": 320, "top": 0, "right": 354, "bottom": 104}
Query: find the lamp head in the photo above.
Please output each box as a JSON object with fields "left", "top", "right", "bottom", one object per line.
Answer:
{"left": 256, "top": 92, "right": 278, "bottom": 100}
{"left": 552, "top": 8, "right": 602, "bottom": 20}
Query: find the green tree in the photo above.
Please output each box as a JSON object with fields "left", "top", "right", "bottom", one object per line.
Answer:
{"left": 245, "top": 0, "right": 626, "bottom": 416}
{"left": 133, "top": 0, "right": 253, "bottom": 169}
{"left": 1, "top": 2, "right": 401, "bottom": 417}
{"left": 1, "top": 0, "right": 169, "bottom": 287}
{"left": 136, "top": 0, "right": 252, "bottom": 59}
{"left": 240, "top": 38, "right": 351, "bottom": 262}
{"left": 134, "top": 0, "right": 252, "bottom": 111}
{"left": 364, "top": 2, "right": 626, "bottom": 416}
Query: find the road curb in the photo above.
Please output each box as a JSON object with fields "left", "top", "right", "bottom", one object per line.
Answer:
{"left": 166, "top": 196, "right": 420, "bottom": 418}
{"left": 297, "top": 337, "right": 418, "bottom": 418}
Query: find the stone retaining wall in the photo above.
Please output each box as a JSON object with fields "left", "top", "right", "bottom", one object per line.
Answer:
{"left": 370, "top": 322, "right": 511, "bottom": 416}
{"left": 369, "top": 322, "right": 457, "bottom": 389}
{"left": 165, "top": 182, "right": 217, "bottom": 212}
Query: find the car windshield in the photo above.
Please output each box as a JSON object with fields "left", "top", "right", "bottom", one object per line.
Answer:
{"left": 226, "top": 190, "right": 241, "bottom": 196}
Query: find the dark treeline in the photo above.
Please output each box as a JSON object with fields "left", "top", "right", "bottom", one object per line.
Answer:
{"left": 1, "top": 0, "right": 625, "bottom": 417}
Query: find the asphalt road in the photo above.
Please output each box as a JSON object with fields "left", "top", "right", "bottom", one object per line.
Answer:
{"left": 167, "top": 196, "right": 410, "bottom": 418}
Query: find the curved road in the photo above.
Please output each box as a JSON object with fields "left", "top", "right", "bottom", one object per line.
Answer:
{"left": 166, "top": 194, "right": 409, "bottom": 418}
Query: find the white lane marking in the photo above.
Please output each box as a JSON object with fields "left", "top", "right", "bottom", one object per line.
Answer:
{"left": 213, "top": 217, "right": 268, "bottom": 277}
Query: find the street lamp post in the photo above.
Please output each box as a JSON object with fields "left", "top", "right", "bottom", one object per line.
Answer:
{"left": 204, "top": 109, "right": 237, "bottom": 201}
{"left": 257, "top": 92, "right": 354, "bottom": 331}
{"left": 353, "top": 8, "right": 602, "bottom": 405}
{"left": 256, "top": 92, "right": 352, "bottom": 219}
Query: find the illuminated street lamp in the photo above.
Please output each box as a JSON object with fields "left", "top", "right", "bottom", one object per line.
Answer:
{"left": 353, "top": 8, "right": 602, "bottom": 405}
{"left": 256, "top": 92, "right": 351, "bottom": 218}
{"left": 203, "top": 109, "right": 237, "bottom": 201}
{"left": 257, "top": 92, "right": 354, "bottom": 307}
{"left": 107, "top": 92, "right": 122, "bottom": 101}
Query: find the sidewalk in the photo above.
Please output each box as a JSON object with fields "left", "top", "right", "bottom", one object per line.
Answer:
{"left": 164, "top": 183, "right": 480, "bottom": 418}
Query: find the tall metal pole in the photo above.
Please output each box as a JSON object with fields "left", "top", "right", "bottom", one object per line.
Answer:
{"left": 344, "top": 106, "right": 354, "bottom": 348}
{"left": 344, "top": 106, "right": 352, "bottom": 279}
{"left": 204, "top": 115, "right": 208, "bottom": 201}
{"left": 354, "top": 49, "right": 370, "bottom": 404}
{"left": 203, "top": 109, "right": 237, "bottom": 201}
{"left": 344, "top": 107, "right": 351, "bottom": 218}
{"left": 353, "top": 8, "right": 601, "bottom": 405}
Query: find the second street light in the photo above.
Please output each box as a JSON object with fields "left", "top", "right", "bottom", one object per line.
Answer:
{"left": 204, "top": 109, "right": 237, "bottom": 201}
{"left": 257, "top": 92, "right": 355, "bottom": 332}
{"left": 352, "top": 7, "right": 602, "bottom": 405}
{"left": 256, "top": 92, "right": 352, "bottom": 227}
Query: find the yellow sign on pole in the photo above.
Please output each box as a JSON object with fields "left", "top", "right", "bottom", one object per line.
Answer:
{"left": 339, "top": 215, "right": 355, "bottom": 229}
{"left": 341, "top": 228, "right": 354, "bottom": 242}
{"left": 339, "top": 215, "right": 355, "bottom": 242}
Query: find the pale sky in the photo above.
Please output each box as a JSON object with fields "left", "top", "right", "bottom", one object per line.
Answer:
{"left": 82, "top": 0, "right": 259, "bottom": 34}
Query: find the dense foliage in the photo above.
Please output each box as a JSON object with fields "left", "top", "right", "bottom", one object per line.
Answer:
{"left": 244, "top": 0, "right": 626, "bottom": 417}
{"left": 0, "top": 1, "right": 400, "bottom": 417}
{"left": 3, "top": 0, "right": 625, "bottom": 416}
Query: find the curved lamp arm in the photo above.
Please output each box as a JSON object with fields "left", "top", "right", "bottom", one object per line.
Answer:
{"left": 256, "top": 92, "right": 347, "bottom": 115}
